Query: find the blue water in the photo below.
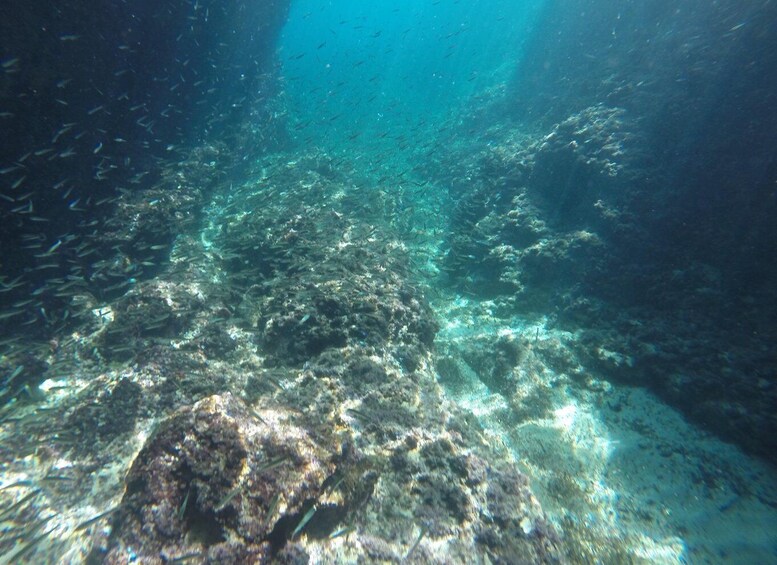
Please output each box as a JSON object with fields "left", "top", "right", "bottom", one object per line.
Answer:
{"left": 279, "top": 0, "right": 542, "bottom": 151}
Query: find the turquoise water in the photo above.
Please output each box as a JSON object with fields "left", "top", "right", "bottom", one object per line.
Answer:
{"left": 279, "top": 0, "right": 542, "bottom": 151}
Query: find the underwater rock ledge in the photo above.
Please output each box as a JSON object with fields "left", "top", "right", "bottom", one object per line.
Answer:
{"left": 67, "top": 152, "right": 565, "bottom": 564}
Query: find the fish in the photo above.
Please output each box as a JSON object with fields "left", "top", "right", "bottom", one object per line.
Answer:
{"left": 291, "top": 504, "right": 317, "bottom": 539}
{"left": 0, "top": 489, "right": 41, "bottom": 521}
{"left": 6, "top": 365, "right": 24, "bottom": 382}
{"left": 10, "top": 201, "right": 32, "bottom": 214}
{"left": 75, "top": 505, "right": 122, "bottom": 531}
{"left": 329, "top": 525, "right": 356, "bottom": 539}
{"left": 405, "top": 526, "right": 428, "bottom": 560}
{"left": 40, "top": 475, "right": 74, "bottom": 483}
{"left": 262, "top": 493, "right": 280, "bottom": 528}
{"left": 44, "top": 240, "right": 62, "bottom": 255}
{"left": 178, "top": 488, "right": 191, "bottom": 521}
{"left": 215, "top": 485, "right": 242, "bottom": 511}
{"left": 0, "top": 310, "right": 25, "bottom": 321}
{"left": 256, "top": 455, "right": 290, "bottom": 473}
{"left": 0, "top": 526, "right": 56, "bottom": 563}
{"left": 169, "top": 553, "right": 204, "bottom": 564}
{"left": 0, "top": 480, "right": 33, "bottom": 492}
{"left": 346, "top": 407, "right": 374, "bottom": 423}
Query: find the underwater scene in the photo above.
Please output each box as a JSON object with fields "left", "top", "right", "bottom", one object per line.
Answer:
{"left": 1, "top": 0, "right": 776, "bottom": 563}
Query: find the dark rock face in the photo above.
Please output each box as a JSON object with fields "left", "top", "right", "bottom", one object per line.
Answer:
{"left": 103, "top": 394, "right": 337, "bottom": 563}
{"left": 439, "top": 105, "right": 642, "bottom": 311}
{"left": 432, "top": 36, "right": 777, "bottom": 462}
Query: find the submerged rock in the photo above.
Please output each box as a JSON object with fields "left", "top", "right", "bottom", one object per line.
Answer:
{"left": 101, "top": 394, "right": 339, "bottom": 563}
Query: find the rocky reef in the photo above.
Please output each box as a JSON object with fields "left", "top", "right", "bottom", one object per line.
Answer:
{"left": 0, "top": 150, "right": 564, "bottom": 564}
{"left": 3, "top": 2, "right": 774, "bottom": 562}
{"left": 429, "top": 98, "right": 777, "bottom": 465}
{"left": 436, "top": 105, "right": 645, "bottom": 306}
